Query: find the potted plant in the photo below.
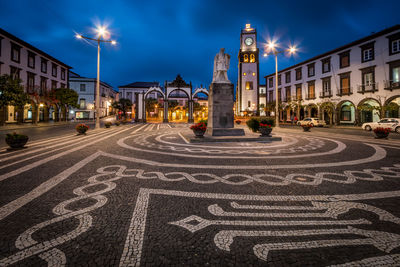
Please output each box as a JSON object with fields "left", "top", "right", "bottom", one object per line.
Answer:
{"left": 235, "top": 119, "right": 241, "bottom": 125}
{"left": 259, "top": 123, "right": 273, "bottom": 136}
{"left": 301, "top": 123, "right": 313, "bottom": 132}
{"left": 76, "top": 123, "right": 89, "bottom": 135}
{"left": 104, "top": 122, "right": 112, "bottom": 128}
{"left": 5, "top": 132, "right": 29, "bottom": 149}
{"left": 115, "top": 121, "right": 120, "bottom": 126}
{"left": 190, "top": 122, "right": 207, "bottom": 137}
{"left": 246, "top": 118, "right": 260, "bottom": 132}
{"left": 373, "top": 127, "right": 390, "bottom": 139}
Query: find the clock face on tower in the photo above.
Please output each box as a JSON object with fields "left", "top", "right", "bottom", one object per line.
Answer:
{"left": 245, "top": 37, "right": 253, "bottom": 46}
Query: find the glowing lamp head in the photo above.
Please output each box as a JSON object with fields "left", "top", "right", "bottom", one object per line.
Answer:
{"left": 245, "top": 24, "right": 251, "bottom": 29}
{"left": 96, "top": 26, "right": 107, "bottom": 37}
{"left": 75, "top": 34, "right": 82, "bottom": 39}
{"left": 267, "top": 42, "right": 276, "bottom": 50}
{"left": 288, "top": 46, "right": 297, "bottom": 54}
{"left": 111, "top": 40, "right": 117, "bottom": 45}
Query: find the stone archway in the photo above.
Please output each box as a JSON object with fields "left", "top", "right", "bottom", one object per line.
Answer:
{"left": 336, "top": 100, "right": 356, "bottom": 125}
{"left": 357, "top": 98, "right": 381, "bottom": 124}
{"left": 192, "top": 88, "right": 209, "bottom": 122}
{"left": 384, "top": 95, "right": 400, "bottom": 118}
{"left": 319, "top": 102, "right": 336, "bottom": 125}
{"left": 144, "top": 87, "right": 165, "bottom": 123}
{"left": 307, "top": 104, "right": 318, "bottom": 118}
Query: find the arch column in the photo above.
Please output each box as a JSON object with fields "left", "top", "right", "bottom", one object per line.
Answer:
{"left": 163, "top": 100, "right": 169, "bottom": 123}
{"left": 188, "top": 99, "right": 194, "bottom": 123}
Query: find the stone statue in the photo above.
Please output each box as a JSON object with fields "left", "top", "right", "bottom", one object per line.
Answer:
{"left": 212, "top": 48, "right": 231, "bottom": 83}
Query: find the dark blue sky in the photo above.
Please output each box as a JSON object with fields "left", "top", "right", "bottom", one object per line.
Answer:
{"left": 1, "top": 0, "right": 399, "bottom": 90}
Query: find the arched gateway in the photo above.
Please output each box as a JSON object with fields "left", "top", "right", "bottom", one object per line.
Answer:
{"left": 135, "top": 75, "right": 208, "bottom": 123}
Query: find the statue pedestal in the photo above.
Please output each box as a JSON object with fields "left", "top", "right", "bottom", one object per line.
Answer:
{"left": 206, "top": 82, "right": 245, "bottom": 136}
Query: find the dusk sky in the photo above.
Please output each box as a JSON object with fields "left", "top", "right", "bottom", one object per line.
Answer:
{"left": 1, "top": 0, "right": 399, "bottom": 91}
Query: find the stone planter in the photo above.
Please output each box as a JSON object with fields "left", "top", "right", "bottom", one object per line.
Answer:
{"left": 193, "top": 129, "right": 206, "bottom": 138}
{"left": 302, "top": 126, "right": 311, "bottom": 132}
{"left": 105, "top": 124, "right": 111, "bottom": 128}
{"left": 259, "top": 127, "right": 272, "bottom": 136}
{"left": 6, "top": 136, "right": 28, "bottom": 149}
{"left": 375, "top": 132, "right": 389, "bottom": 139}
{"left": 76, "top": 128, "right": 88, "bottom": 135}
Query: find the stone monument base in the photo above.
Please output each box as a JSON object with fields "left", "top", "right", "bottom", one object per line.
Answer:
{"left": 206, "top": 128, "right": 245, "bottom": 136}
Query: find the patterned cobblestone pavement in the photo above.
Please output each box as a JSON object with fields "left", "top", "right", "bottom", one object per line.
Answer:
{"left": 0, "top": 123, "right": 400, "bottom": 266}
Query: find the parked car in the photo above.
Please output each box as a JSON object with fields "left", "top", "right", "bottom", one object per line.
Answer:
{"left": 297, "top": 117, "right": 326, "bottom": 127}
{"left": 361, "top": 118, "right": 400, "bottom": 133}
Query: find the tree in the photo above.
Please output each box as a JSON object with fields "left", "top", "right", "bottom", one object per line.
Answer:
{"left": 0, "top": 74, "right": 30, "bottom": 124}
{"left": 112, "top": 98, "right": 132, "bottom": 118}
{"left": 54, "top": 88, "right": 79, "bottom": 121}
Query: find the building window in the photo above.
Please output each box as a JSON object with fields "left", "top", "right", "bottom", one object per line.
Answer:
{"left": 40, "top": 76, "right": 47, "bottom": 95}
{"left": 339, "top": 51, "right": 350, "bottom": 68}
{"left": 244, "top": 54, "right": 249, "bottom": 63}
{"left": 27, "top": 72, "right": 35, "bottom": 93}
{"left": 285, "top": 72, "right": 291, "bottom": 83}
{"left": 307, "top": 81, "right": 315, "bottom": 99}
{"left": 392, "top": 39, "right": 400, "bottom": 54}
{"left": 52, "top": 63, "right": 57, "bottom": 77}
{"left": 250, "top": 54, "right": 255, "bottom": 63}
{"left": 268, "top": 78, "right": 273, "bottom": 88}
{"left": 285, "top": 86, "right": 291, "bottom": 101}
{"left": 341, "top": 105, "right": 351, "bottom": 121}
{"left": 322, "top": 77, "right": 331, "bottom": 94}
{"left": 295, "top": 68, "right": 302, "bottom": 80}
{"left": 41, "top": 58, "right": 47, "bottom": 73}
{"left": 296, "top": 84, "right": 302, "bottom": 100}
{"left": 387, "top": 60, "right": 400, "bottom": 89}
{"left": 80, "top": 99, "right": 86, "bottom": 109}
{"left": 322, "top": 58, "right": 331, "bottom": 73}
{"left": 60, "top": 83, "right": 66, "bottom": 88}
{"left": 268, "top": 91, "right": 273, "bottom": 103}
{"left": 28, "top": 51, "right": 35, "bottom": 69}
{"left": 51, "top": 80, "right": 57, "bottom": 89}
{"left": 252, "top": 72, "right": 255, "bottom": 76}
{"left": 361, "top": 42, "right": 374, "bottom": 62}
{"left": 245, "top": 81, "right": 253, "bottom": 90}
{"left": 340, "top": 73, "right": 351, "bottom": 95}
{"left": 307, "top": 63, "right": 315, "bottom": 77}
{"left": 248, "top": 101, "right": 251, "bottom": 108}
{"left": 11, "top": 43, "right": 21, "bottom": 63}
{"left": 278, "top": 74, "right": 281, "bottom": 86}
{"left": 277, "top": 88, "right": 281, "bottom": 102}
{"left": 0, "top": 37, "right": 3, "bottom": 57}
{"left": 61, "top": 68, "right": 66, "bottom": 80}
{"left": 10, "top": 66, "right": 20, "bottom": 79}
{"left": 80, "top": 84, "right": 86, "bottom": 92}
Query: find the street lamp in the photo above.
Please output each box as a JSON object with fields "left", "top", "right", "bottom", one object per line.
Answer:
{"left": 75, "top": 26, "right": 117, "bottom": 129}
{"left": 264, "top": 42, "right": 297, "bottom": 127}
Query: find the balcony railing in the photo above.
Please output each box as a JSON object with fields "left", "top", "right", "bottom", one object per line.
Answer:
{"left": 319, "top": 90, "right": 333, "bottom": 98}
{"left": 305, "top": 92, "right": 316, "bottom": 100}
{"left": 384, "top": 80, "right": 400, "bottom": 91}
{"left": 336, "top": 87, "right": 353, "bottom": 96}
{"left": 357, "top": 83, "right": 378, "bottom": 94}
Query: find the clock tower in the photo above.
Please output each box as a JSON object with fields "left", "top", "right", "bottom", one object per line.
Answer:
{"left": 236, "top": 23, "right": 259, "bottom": 116}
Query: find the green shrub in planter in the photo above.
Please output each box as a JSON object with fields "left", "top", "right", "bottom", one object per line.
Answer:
{"left": 246, "top": 118, "right": 260, "bottom": 132}
{"left": 260, "top": 118, "right": 275, "bottom": 127}
{"left": 5, "top": 132, "right": 29, "bottom": 148}
{"left": 104, "top": 122, "right": 112, "bottom": 128}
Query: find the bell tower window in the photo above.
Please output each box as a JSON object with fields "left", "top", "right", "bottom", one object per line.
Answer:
{"left": 250, "top": 54, "right": 255, "bottom": 63}
{"left": 244, "top": 54, "right": 249, "bottom": 63}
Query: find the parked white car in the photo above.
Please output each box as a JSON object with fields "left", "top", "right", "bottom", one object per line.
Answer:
{"left": 297, "top": 117, "right": 326, "bottom": 127}
{"left": 362, "top": 118, "right": 400, "bottom": 133}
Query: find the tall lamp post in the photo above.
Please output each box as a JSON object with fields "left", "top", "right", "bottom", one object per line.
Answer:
{"left": 264, "top": 42, "right": 297, "bottom": 127}
{"left": 76, "top": 27, "right": 116, "bottom": 129}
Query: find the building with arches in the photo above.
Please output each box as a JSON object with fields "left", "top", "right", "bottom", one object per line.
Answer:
{"left": 118, "top": 75, "right": 208, "bottom": 123}
{"left": 264, "top": 25, "right": 400, "bottom": 125}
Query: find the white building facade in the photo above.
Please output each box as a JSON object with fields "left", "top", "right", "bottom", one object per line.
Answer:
{"left": 264, "top": 25, "right": 400, "bottom": 125}
{"left": 236, "top": 24, "right": 260, "bottom": 116}
{"left": 0, "top": 28, "right": 71, "bottom": 124}
{"left": 69, "top": 72, "right": 118, "bottom": 119}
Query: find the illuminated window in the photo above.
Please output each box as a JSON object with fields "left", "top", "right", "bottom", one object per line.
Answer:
{"left": 245, "top": 81, "right": 253, "bottom": 90}
{"left": 243, "top": 72, "right": 247, "bottom": 76}
{"left": 250, "top": 54, "right": 255, "bottom": 63}
{"left": 252, "top": 72, "right": 256, "bottom": 76}
{"left": 244, "top": 54, "right": 248, "bottom": 62}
